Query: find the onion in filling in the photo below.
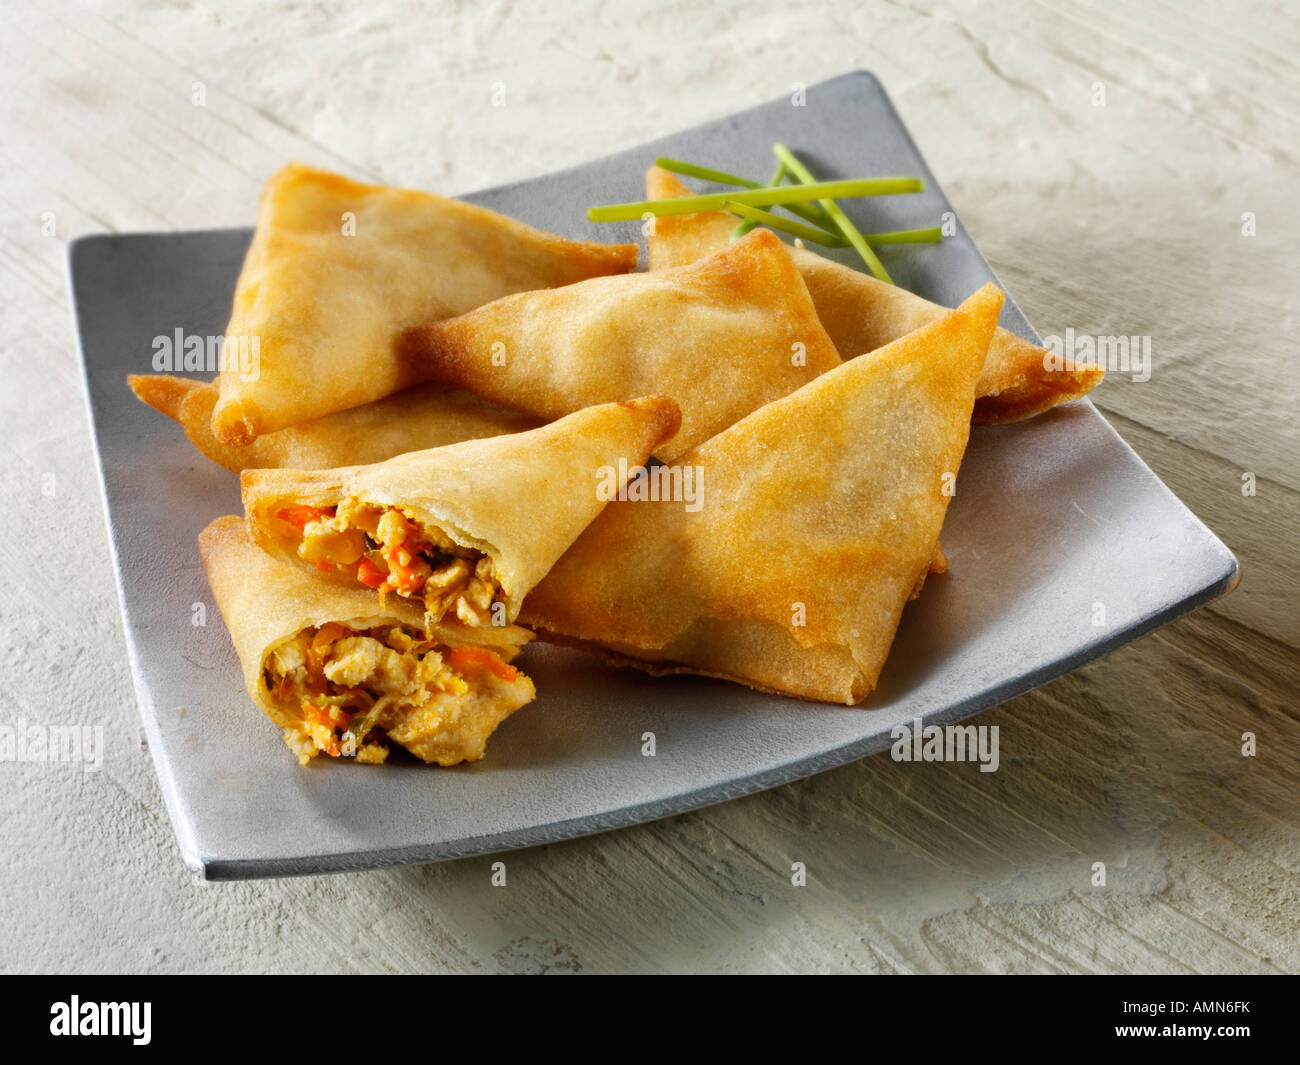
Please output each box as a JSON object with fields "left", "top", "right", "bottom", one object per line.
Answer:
{"left": 263, "top": 621, "right": 532, "bottom": 766}
{"left": 278, "top": 499, "right": 502, "bottom": 627}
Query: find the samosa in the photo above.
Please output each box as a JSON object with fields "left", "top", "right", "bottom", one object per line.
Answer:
{"left": 643, "top": 166, "right": 1101, "bottom": 424}
{"left": 212, "top": 163, "right": 638, "bottom": 444}
{"left": 400, "top": 228, "right": 842, "bottom": 463}
{"left": 521, "top": 284, "right": 1005, "bottom": 705}
{"left": 242, "top": 397, "right": 681, "bottom": 629}
{"left": 129, "top": 374, "right": 540, "bottom": 473}
{"left": 200, "top": 517, "right": 535, "bottom": 766}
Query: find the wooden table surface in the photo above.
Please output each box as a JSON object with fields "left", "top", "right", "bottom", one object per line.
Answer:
{"left": 2, "top": 0, "right": 1295, "bottom": 973}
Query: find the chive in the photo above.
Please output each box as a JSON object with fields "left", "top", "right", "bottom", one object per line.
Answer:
{"left": 725, "top": 205, "right": 943, "bottom": 250}
{"left": 724, "top": 201, "right": 849, "bottom": 246}
{"left": 732, "top": 162, "right": 789, "bottom": 241}
{"left": 588, "top": 177, "right": 923, "bottom": 223}
{"left": 727, "top": 163, "right": 844, "bottom": 239}
{"left": 862, "top": 226, "right": 943, "bottom": 246}
{"left": 654, "top": 156, "right": 766, "bottom": 189}
{"left": 655, "top": 155, "right": 835, "bottom": 228}
{"left": 773, "top": 143, "right": 899, "bottom": 283}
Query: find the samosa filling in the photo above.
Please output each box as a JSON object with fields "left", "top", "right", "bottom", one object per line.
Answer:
{"left": 263, "top": 621, "right": 528, "bottom": 766}
{"left": 279, "top": 499, "right": 502, "bottom": 626}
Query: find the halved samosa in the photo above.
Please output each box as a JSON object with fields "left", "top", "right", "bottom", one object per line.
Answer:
{"left": 400, "top": 228, "right": 842, "bottom": 463}
{"left": 242, "top": 396, "right": 681, "bottom": 629}
{"left": 520, "top": 284, "right": 1005, "bottom": 705}
{"left": 212, "top": 163, "right": 638, "bottom": 445}
{"left": 200, "top": 516, "right": 536, "bottom": 766}
{"left": 129, "top": 374, "right": 541, "bottom": 473}
{"left": 644, "top": 165, "right": 1102, "bottom": 424}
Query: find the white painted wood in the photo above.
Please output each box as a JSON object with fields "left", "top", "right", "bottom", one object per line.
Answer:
{"left": 1, "top": 0, "right": 1294, "bottom": 973}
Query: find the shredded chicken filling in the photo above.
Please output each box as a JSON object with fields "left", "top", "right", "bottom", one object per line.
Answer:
{"left": 263, "top": 622, "right": 521, "bottom": 765}
{"left": 279, "top": 499, "right": 501, "bottom": 626}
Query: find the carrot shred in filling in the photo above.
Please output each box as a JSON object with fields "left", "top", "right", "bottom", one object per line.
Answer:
{"left": 288, "top": 502, "right": 498, "bottom": 626}
{"left": 302, "top": 702, "right": 352, "bottom": 756}
{"left": 356, "top": 557, "right": 387, "bottom": 588}
{"left": 279, "top": 505, "right": 335, "bottom": 529}
{"left": 445, "top": 645, "right": 518, "bottom": 683}
{"left": 385, "top": 546, "right": 427, "bottom": 592}
{"left": 269, "top": 621, "right": 529, "bottom": 767}
{"left": 308, "top": 623, "right": 346, "bottom": 672}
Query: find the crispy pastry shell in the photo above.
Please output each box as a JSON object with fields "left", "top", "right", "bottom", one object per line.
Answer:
{"left": 401, "top": 228, "right": 842, "bottom": 463}
{"left": 130, "top": 374, "right": 541, "bottom": 473}
{"left": 521, "top": 285, "right": 1005, "bottom": 704}
{"left": 212, "top": 163, "right": 637, "bottom": 444}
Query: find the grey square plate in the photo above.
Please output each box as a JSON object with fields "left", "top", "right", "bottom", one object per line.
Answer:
{"left": 70, "top": 72, "right": 1237, "bottom": 880}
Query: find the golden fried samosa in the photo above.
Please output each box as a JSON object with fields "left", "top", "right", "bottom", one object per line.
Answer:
{"left": 400, "top": 228, "right": 842, "bottom": 463}
{"left": 520, "top": 284, "right": 1005, "bottom": 705}
{"left": 643, "top": 165, "right": 740, "bottom": 270}
{"left": 242, "top": 397, "right": 681, "bottom": 629}
{"left": 212, "top": 163, "right": 638, "bottom": 445}
{"left": 200, "top": 516, "right": 536, "bottom": 766}
{"left": 644, "top": 166, "right": 1101, "bottom": 424}
{"left": 129, "top": 374, "right": 540, "bottom": 473}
